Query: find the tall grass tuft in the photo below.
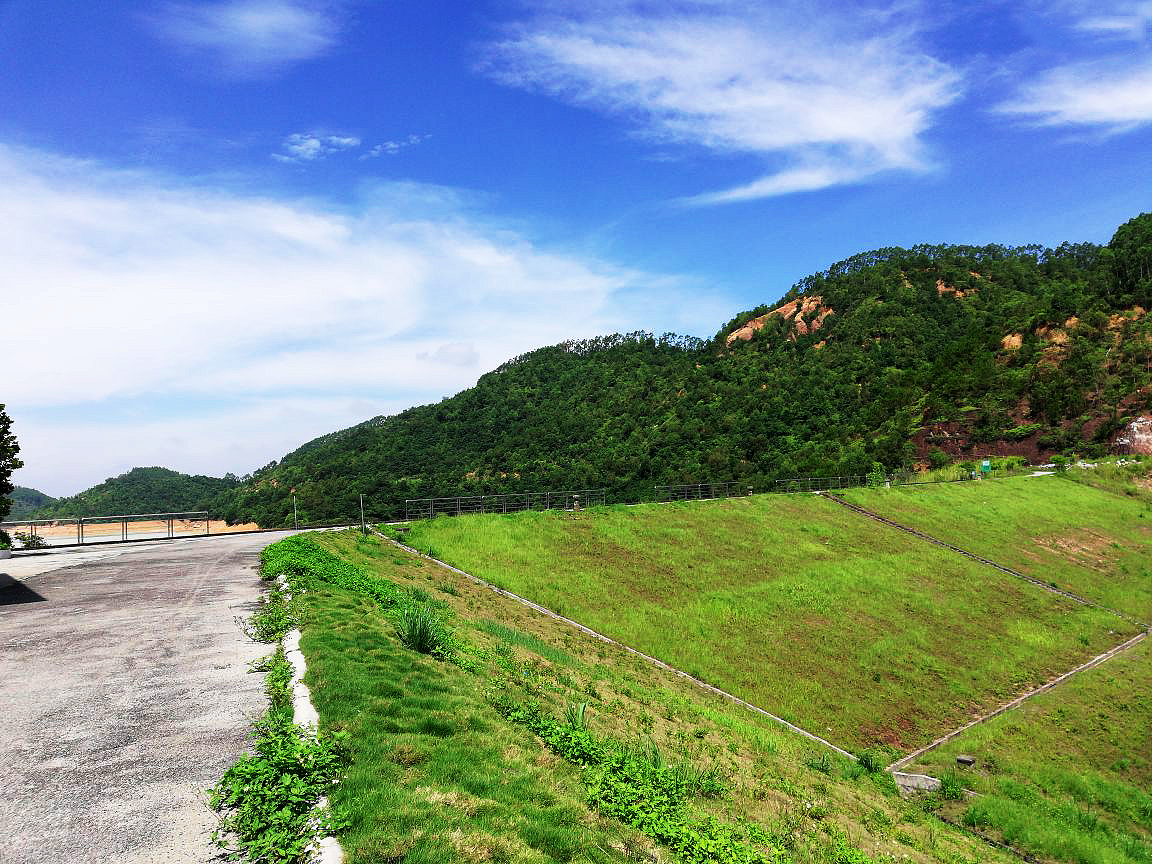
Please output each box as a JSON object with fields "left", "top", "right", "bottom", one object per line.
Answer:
{"left": 396, "top": 604, "right": 448, "bottom": 654}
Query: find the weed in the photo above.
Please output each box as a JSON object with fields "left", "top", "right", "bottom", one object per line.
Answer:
{"left": 395, "top": 604, "right": 448, "bottom": 654}
{"left": 209, "top": 715, "right": 348, "bottom": 864}
{"left": 564, "top": 701, "right": 589, "bottom": 730}
{"left": 12, "top": 530, "right": 47, "bottom": 550}
{"left": 210, "top": 594, "right": 348, "bottom": 864}
{"left": 856, "top": 749, "right": 887, "bottom": 774}
{"left": 939, "top": 770, "right": 966, "bottom": 801}
{"left": 243, "top": 585, "right": 295, "bottom": 643}
{"left": 809, "top": 751, "right": 833, "bottom": 776}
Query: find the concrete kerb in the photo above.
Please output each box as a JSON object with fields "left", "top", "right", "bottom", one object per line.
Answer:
{"left": 274, "top": 575, "right": 344, "bottom": 864}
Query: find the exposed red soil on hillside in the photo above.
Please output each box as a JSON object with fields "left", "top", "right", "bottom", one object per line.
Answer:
{"left": 726, "top": 295, "right": 833, "bottom": 344}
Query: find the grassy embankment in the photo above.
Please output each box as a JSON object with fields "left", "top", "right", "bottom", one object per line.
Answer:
{"left": 402, "top": 493, "right": 1138, "bottom": 752}
{"left": 837, "top": 473, "right": 1152, "bottom": 622}
{"left": 295, "top": 529, "right": 1015, "bottom": 864}
{"left": 838, "top": 475, "right": 1152, "bottom": 864}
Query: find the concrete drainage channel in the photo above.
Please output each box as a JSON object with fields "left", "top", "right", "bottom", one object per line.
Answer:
{"left": 276, "top": 576, "right": 344, "bottom": 864}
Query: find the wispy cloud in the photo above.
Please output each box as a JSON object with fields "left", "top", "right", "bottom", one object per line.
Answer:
{"left": 0, "top": 145, "right": 722, "bottom": 494}
{"left": 482, "top": 1, "right": 962, "bottom": 202}
{"left": 999, "top": 58, "right": 1152, "bottom": 131}
{"left": 152, "top": 0, "right": 340, "bottom": 77}
{"left": 999, "top": 2, "right": 1152, "bottom": 131}
{"left": 363, "top": 134, "right": 430, "bottom": 158}
{"left": 273, "top": 132, "right": 361, "bottom": 162}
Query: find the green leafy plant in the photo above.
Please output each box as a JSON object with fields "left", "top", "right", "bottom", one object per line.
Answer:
{"left": 211, "top": 609, "right": 348, "bottom": 864}
{"left": 855, "top": 749, "right": 887, "bottom": 774}
{"left": 493, "top": 697, "right": 758, "bottom": 862}
{"left": 12, "top": 530, "right": 47, "bottom": 550}
{"left": 0, "top": 529, "right": 10, "bottom": 550}
{"left": 939, "top": 769, "right": 966, "bottom": 801}
{"left": 243, "top": 585, "right": 295, "bottom": 643}
{"left": 209, "top": 715, "right": 348, "bottom": 864}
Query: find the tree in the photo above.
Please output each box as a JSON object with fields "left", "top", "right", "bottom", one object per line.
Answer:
{"left": 0, "top": 404, "right": 23, "bottom": 523}
{"left": 1108, "top": 212, "right": 1152, "bottom": 307}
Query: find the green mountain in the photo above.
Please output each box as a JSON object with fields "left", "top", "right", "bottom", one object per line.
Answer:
{"left": 7, "top": 486, "right": 57, "bottom": 521}
{"left": 216, "top": 213, "right": 1152, "bottom": 527}
{"left": 37, "top": 466, "right": 239, "bottom": 519}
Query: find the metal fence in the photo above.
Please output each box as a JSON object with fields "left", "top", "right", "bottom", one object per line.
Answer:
{"left": 771, "top": 473, "right": 914, "bottom": 494}
{"left": 405, "top": 489, "right": 606, "bottom": 521}
{"left": 654, "top": 482, "right": 752, "bottom": 502}
{"left": 0, "top": 511, "right": 211, "bottom": 547}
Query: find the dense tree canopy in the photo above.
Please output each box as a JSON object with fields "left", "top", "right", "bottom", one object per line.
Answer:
{"left": 36, "top": 466, "right": 239, "bottom": 519}
{"left": 206, "top": 214, "right": 1152, "bottom": 528}
{"left": 0, "top": 404, "right": 23, "bottom": 523}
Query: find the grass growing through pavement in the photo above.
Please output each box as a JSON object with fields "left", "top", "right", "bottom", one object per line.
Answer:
{"left": 838, "top": 474, "right": 1152, "bottom": 622}
{"left": 907, "top": 638, "right": 1152, "bottom": 864}
{"left": 402, "top": 496, "right": 1137, "bottom": 751}
{"left": 296, "top": 529, "right": 1017, "bottom": 864}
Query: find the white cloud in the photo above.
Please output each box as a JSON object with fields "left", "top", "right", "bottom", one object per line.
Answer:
{"left": 482, "top": 1, "right": 961, "bottom": 202}
{"left": 273, "top": 132, "right": 362, "bottom": 162}
{"left": 999, "top": 2, "right": 1152, "bottom": 130}
{"left": 363, "top": 134, "right": 430, "bottom": 158}
{"left": 999, "top": 58, "right": 1152, "bottom": 130}
{"left": 0, "top": 145, "right": 723, "bottom": 494}
{"left": 152, "top": 0, "right": 340, "bottom": 76}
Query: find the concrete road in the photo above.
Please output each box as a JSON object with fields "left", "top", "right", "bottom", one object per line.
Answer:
{"left": 0, "top": 532, "right": 293, "bottom": 863}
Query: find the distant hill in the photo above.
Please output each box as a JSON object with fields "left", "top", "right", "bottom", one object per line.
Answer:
{"left": 210, "top": 212, "right": 1152, "bottom": 527}
{"left": 7, "top": 486, "right": 57, "bottom": 521}
{"left": 35, "top": 467, "right": 239, "bottom": 519}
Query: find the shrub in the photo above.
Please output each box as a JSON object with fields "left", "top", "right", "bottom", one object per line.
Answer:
{"left": 13, "top": 531, "right": 47, "bottom": 550}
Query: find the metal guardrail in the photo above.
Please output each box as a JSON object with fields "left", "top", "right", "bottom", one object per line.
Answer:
{"left": 771, "top": 473, "right": 914, "bottom": 493}
{"left": 654, "top": 482, "right": 752, "bottom": 502}
{"left": 404, "top": 489, "right": 606, "bottom": 521}
{"left": 0, "top": 511, "right": 210, "bottom": 547}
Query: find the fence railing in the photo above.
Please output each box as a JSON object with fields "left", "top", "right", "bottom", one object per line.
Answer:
{"left": 0, "top": 511, "right": 210, "bottom": 547}
{"left": 654, "top": 482, "right": 752, "bottom": 502}
{"left": 404, "top": 489, "right": 606, "bottom": 521}
{"left": 771, "top": 473, "right": 915, "bottom": 494}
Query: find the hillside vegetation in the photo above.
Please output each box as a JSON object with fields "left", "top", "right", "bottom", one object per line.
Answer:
{"left": 34, "top": 466, "right": 238, "bottom": 519}
{"left": 6, "top": 485, "right": 56, "bottom": 520}
{"left": 217, "top": 212, "right": 1152, "bottom": 527}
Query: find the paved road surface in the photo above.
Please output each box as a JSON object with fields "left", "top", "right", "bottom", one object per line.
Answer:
{"left": 0, "top": 533, "right": 291, "bottom": 863}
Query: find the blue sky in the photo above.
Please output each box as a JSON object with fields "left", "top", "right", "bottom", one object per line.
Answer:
{"left": 2, "top": 0, "right": 1151, "bottom": 497}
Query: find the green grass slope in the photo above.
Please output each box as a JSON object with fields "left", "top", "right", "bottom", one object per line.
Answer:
{"left": 908, "top": 638, "right": 1152, "bottom": 864}
{"left": 837, "top": 474, "right": 1152, "bottom": 622}
{"left": 402, "top": 493, "right": 1138, "bottom": 752}
{"left": 297, "top": 530, "right": 1016, "bottom": 864}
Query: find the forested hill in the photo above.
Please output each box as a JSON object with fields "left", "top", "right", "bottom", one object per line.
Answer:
{"left": 35, "top": 467, "right": 239, "bottom": 519}
{"left": 7, "top": 486, "right": 56, "bottom": 520}
{"left": 215, "top": 212, "right": 1152, "bottom": 527}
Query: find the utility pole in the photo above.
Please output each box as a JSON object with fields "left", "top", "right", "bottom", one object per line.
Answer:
{"left": 360, "top": 494, "right": 367, "bottom": 536}
{"left": 293, "top": 495, "right": 298, "bottom": 530}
